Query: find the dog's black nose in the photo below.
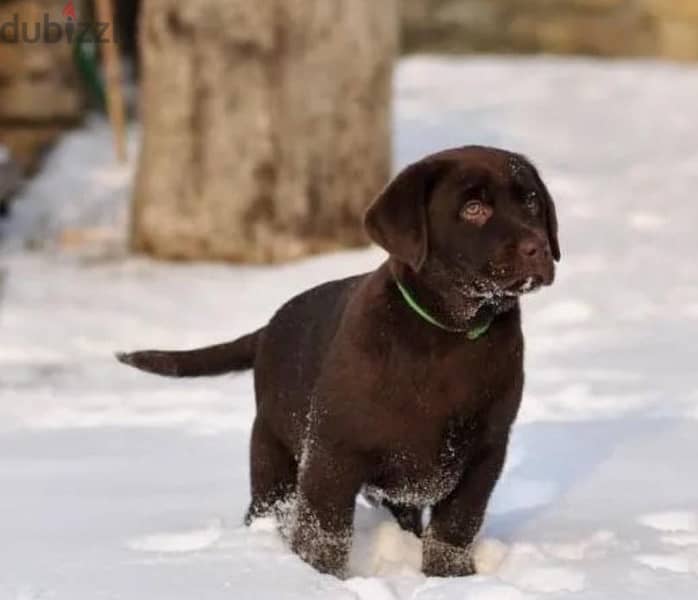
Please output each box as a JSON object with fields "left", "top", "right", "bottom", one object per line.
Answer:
{"left": 519, "top": 237, "right": 546, "bottom": 259}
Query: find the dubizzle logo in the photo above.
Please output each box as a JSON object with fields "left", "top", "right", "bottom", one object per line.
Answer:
{"left": 0, "top": 0, "right": 118, "bottom": 44}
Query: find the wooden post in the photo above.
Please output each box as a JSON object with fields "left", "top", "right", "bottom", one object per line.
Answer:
{"left": 95, "top": 0, "right": 127, "bottom": 162}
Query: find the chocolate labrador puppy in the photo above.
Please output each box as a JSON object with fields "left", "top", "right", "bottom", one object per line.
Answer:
{"left": 117, "top": 146, "right": 559, "bottom": 578}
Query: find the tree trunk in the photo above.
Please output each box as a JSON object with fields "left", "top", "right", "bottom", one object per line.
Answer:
{"left": 132, "top": 0, "right": 398, "bottom": 263}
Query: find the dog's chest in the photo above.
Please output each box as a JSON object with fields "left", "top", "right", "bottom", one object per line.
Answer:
{"left": 366, "top": 415, "right": 479, "bottom": 506}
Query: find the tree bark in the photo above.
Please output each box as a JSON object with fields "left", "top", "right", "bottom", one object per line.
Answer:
{"left": 132, "top": 0, "right": 398, "bottom": 263}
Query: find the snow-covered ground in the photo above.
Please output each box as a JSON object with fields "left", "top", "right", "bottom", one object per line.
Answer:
{"left": 2, "top": 56, "right": 698, "bottom": 599}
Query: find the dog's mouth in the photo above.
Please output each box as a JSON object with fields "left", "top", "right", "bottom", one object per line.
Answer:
{"left": 467, "top": 274, "right": 547, "bottom": 301}
{"left": 463, "top": 275, "right": 543, "bottom": 301}
{"left": 502, "top": 275, "right": 544, "bottom": 297}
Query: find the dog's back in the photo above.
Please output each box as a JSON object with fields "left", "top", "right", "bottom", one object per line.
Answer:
{"left": 252, "top": 274, "right": 365, "bottom": 455}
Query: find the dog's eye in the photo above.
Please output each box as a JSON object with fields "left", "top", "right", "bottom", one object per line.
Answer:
{"left": 525, "top": 194, "right": 540, "bottom": 215}
{"left": 463, "top": 200, "right": 484, "bottom": 217}
{"left": 460, "top": 200, "right": 492, "bottom": 225}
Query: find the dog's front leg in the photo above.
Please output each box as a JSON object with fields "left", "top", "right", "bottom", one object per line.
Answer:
{"left": 423, "top": 437, "right": 508, "bottom": 577}
{"left": 291, "top": 443, "right": 365, "bottom": 578}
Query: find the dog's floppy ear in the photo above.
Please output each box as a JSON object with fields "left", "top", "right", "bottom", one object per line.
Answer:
{"left": 544, "top": 189, "right": 561, "bottom": 262}
{"left": 364, "top": 160, "right": 433, "bottom": 272}
{"left": 526, "top": 160, "right": 561, "bottom": 262}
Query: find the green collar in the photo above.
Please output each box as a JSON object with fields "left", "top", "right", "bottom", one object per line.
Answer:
{"left": 394, "top": 279, "right": 493, "bottom": 340}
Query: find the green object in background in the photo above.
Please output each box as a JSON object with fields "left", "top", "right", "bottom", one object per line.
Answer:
{"left": 73, "top": 28, "right": 106, "bottom": 111}
{"left": 0, "top": 145, "right": 22, "bottom": 215}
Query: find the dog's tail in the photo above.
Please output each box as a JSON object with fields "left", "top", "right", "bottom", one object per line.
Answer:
{"left": 115, "top": 328, "right": 263, "bottom": 377}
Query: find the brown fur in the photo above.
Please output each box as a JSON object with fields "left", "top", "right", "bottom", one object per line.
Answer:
{"left": 117, "top": 146, "right": 560, "bottom": 577}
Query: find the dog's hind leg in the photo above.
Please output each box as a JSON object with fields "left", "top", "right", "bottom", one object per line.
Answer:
{"left": 245, "top": 418, "right": 297, "bottom": 526}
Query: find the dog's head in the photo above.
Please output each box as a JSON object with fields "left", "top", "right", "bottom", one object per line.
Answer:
{"left": 365, "top": 146, "right": 559, "bottom": 304}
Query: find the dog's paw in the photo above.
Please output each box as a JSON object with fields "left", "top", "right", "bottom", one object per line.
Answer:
{"left": 422, "top": 532, "right": 476, "bottom": 577}
{"left": 291, "top": 522, "right": 351, "bottom": 578}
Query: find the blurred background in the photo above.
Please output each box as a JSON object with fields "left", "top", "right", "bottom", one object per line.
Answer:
{"left": 1, "top": 2, "right": 698, "bottom": 599}
{"left": 2, "top": 0, "right": 698, "bottom": 259}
